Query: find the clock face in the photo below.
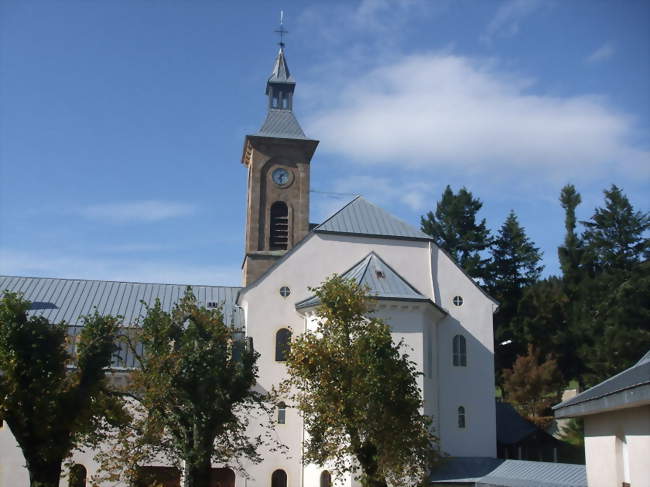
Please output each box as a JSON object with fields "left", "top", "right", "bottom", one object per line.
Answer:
{"left": 272, "top": 168, "right": 290, "bottom": 186}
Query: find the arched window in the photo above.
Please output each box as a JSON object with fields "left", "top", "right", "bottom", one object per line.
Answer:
{"left": 458, "top": 406, "right": 466, "bottom": 429}
{"left": 275, "top": 328, "right": 291, "bottom": 361}
{"left": 271, "top": 469, "right": 287, "bottom": 487}
{"left": 270, "top": 201, "right": 289, "bottom": 250}
{"left": 277, "top": 402, "right": 287, "bottom": 424}
{"left": 320, "top": 470, "right": 332, "bottom": 487}
{"left": 453, "top": 334, "right": 467, "bottom": 367}
{"left": 69, "top": 464, "right": 87, "bottom": 487}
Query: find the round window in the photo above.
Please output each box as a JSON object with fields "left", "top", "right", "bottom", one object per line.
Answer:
{"left": 279, "top": 286, "right": 291, "bottom": 298}
{"left": 453, "top": 296, "right": 463, "bottom": 306}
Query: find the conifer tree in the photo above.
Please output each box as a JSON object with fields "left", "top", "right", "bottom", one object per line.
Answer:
{"left": 421, "top": 185, "right": 492, "bottom": 280}
{"left": 557, "top": 184, "right": 584, "bottom": 295}
{"left": 488, "top": 211, "right": 543, "bottom": 376}
{"left": 581, "top": 184, "right": 649, "bottom": 272}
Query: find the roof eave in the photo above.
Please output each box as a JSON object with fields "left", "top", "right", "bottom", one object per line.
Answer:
{"left": 553, "top": 382, "right": 650, "bottom": 418}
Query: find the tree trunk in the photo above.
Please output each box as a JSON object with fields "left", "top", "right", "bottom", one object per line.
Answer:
{"left": 25, "top": 456, "right": 63, "bottom": 487}
{"left": 357, "top": 441, "right": 388, "bottom": 487}
{"left": 183, "top": 459, "right": 211, "bottom": 487}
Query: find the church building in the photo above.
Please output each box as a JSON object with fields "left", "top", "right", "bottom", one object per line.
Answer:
{"left": 0, "top": 42, "right": 498, "bottom": 487}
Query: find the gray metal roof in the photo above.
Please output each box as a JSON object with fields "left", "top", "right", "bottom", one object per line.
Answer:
{"left": 553, "top": 350, "right": 650, "bottom": 418}
{"left": 0, "top": 275, "right": 243, "bottom": 328}
{"left": 256, "top": 109, "right": 308, "bottom": 140}
{"left": 295, "top": 251, "right": 432, "bottom": 310}
{"left": 478, "top": 460, "right": 587, "bottom": 487}
{"left": 314, "top": 196, "right": 431, "bottom": 240}
{"left": 430, "top": 458, "right": 586, "bottom": 487}
{"left": 268, "top": 47, "right": 294, "bottom": 84}
{"left": 496, "top": 401, "right": 538, "bottom": 445}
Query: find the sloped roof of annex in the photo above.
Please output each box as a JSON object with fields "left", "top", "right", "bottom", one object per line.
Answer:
{"left": 294, "top": 251, "right": 447, "bottom": 317}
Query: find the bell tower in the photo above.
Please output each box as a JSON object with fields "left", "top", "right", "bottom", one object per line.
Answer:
{"left": 241, "top": 41, "right": 318, "bottom": 286}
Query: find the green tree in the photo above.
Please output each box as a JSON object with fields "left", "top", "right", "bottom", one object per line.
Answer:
{"left": 99, "top": 289, "right": 272, "bottom": 487}
{"left": 581, "top": 184, "right": 649, "bottom": 272}
{"left": 488, "top": 211, "right": 544, "bottom": 375}
{"left": 420, "top": 185, "right": 492, "bottom": 280}
{"left": 502, "top": 344, "right": 564, "bottom": 429}
{"left": 282, "top": 275, "right": 439, "bottom": 487}
{"left": 557, "top": 184, "right": 585, "bottom": 295}
{"left": 576, "top": 261, "right": 650, "bottom": 386}
{"left": 0, "top": 292, "right": 124, "bottom": 487}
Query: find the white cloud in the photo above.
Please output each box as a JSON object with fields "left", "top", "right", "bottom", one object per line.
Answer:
{"left": 586, "top": 43, "right": 615, "bottom": 64}
{"left": 0, "top": 249, "right": 241, "bottom": 286}
{"left": 482, "top": 0, "right": 544, "bottom": 43}
{"left": 306, "top": 53, "right": 649, "bottom": 182}
{"left": 79, "top": 200, "right": 196, "bottom": 223}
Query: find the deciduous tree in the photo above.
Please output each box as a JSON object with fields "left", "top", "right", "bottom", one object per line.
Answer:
{"left": 0, "top": 292, "right": 124, "bottom": 487}
{"left": 282, "top": 276, "right": 439, "bottom": 487}
{"left": 98, "top": 289, "right": 274, "bottom": 487}
{"left": 502, "top": 344, "right": 564, "bottom": 429}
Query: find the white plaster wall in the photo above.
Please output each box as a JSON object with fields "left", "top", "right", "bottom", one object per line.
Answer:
{"left": 584, "top": 405, "right": 650, "bottom": 487}
{"left": 431, "top": 245, "right": 497, "bottom": 457}
{"left": 239, "top": 232, "right": 497, "bottom": 483}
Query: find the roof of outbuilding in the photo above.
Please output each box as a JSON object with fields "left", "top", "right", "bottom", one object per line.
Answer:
{"left": 255, "top": 109, "right": 308, "bottom": 140}
{"left": 0, "top": 275, "right": 243, "bottom": 328}
{"left": 430, "top": 458, "right": 587, "bottom": 487}
{"left": 496, "top": 401, "right": 539, "bottom": 445}
{"left": 314, "top": 196, "right": 431, "bottom": 240}
{"left": 553, "top": 350, "right": 650, "bottom": 418}
{"left": 295, "top": 251, "right": 440, "bottom": 311}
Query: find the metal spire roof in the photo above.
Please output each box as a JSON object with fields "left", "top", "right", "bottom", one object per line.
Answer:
{"left": 314, "top": 196, "right": 432, "bottom": 240}
{"left": 256, "top": 109, "right": 307, "bottom": 139}
{"left": 295, "top": 251, "right": 432, "bottom": 310}
{"left": 267, "top": 47, "right": 294, "bottom": 85}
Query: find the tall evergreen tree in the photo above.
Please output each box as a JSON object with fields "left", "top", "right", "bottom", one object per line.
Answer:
{"left": 581, "top": 184, "right": 649, "bottom": 272}
{"left": 421, "top": 185, "right": 492, "bottom": 280}
{"left": 488, "top": 211, "right": 544, "bottom": 376}
{"left": 557, "top": 184, "right": 584, "bottom": 295}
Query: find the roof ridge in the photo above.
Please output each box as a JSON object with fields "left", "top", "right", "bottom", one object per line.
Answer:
{"left": 0, "top": 275, "right": 242, "bottom": 289}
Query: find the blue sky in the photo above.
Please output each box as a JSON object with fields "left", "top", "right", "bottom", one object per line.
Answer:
{"left": 1, "top": 0, "right": 648, "bottom": 286}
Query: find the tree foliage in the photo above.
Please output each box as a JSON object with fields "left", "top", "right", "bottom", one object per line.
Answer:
{"left": 282, "top": 275, "right": 439, "bottom": 487}
{"left": 488, "top": 211, "right": 544, "bottom": 376}
{"left": 581, "top": 184, "right": 649, "bottom": 272}
{"left": 502, "top": 345, "right": 564, "bottom": 429}
{"left": 420, "top": 185, "right": 492, "bottom": 280}
{"left": 0, "top": 292, "right": 125, "bottom": 487}
{"left": 97, "top": 289, "right": 274, "bottom": 487}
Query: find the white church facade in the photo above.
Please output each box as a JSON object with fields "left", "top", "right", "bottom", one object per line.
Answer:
{"left": 0, "top": 44, "right": 498, "bottom": 487}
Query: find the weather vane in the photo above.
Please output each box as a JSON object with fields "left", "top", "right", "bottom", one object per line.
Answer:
{"left": 274, "top": 10, "right": 288, "bottom": 48}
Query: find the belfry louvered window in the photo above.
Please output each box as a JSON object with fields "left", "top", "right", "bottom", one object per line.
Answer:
{"left": 270, "top": 201, "right": 289, "bottom": 250}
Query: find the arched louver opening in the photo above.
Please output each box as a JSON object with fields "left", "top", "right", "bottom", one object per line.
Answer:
{"left": 458, "top": 406, "right": 466, "bottom": 429}
{"left": 271, "top": 469, "right": 287, "bottom": 487}
{"left": 270, "top": 201, "right": 289, "bottom": 250}
{"left": 320, "top": 470, "right": 332, "bottom": 487}
{"left": 453, "top": 334, "right": 467, "bottom": 367}
{"left": 275, "top": 328, "right": 292, "bottom": 362}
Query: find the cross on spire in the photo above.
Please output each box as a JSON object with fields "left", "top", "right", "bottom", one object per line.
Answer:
{"left": 274, "top": 10, "right": 288, "bottom": 48}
